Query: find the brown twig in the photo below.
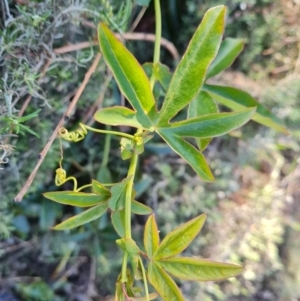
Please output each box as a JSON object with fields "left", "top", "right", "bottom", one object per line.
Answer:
{"left": 14, "top": 53, "right": 102, "bottom": 202}
{"left": 54, "top": 31, "right": 179, "bottom": 61}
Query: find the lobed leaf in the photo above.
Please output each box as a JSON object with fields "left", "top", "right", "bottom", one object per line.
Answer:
{"left": 158, "top": 257, "right": 243, "bottom": 282}
{"left": 206, "top": 38, "right": 244, "bottom": 79}
{"left": 131, "top": 200, "right": 153, "bottom": 215}
{"left": 144, "top": 214, "right": 160, "bottom": 259}
{"left": 111, "top": 210, "right": 126, "bottom": 237}
{"left": 53, "top": 202, "right": 108, "bottom": 230}
{"left": 154, "top": 214, "right": 206, "bottom": 260}
{"left": 98, "top": 23, "right": 157, "bottom": 128}
{"left": 157, "top": 132, "right": 214, "bottom": 181}
{"left": 116, "top": 238, "right": 141, "bottom": 279}
{"left": 158, "top": 6, "right": 226, "bottom": 126}
{"left": 187, "top": 91, "right": 218, "bottom": 151}
{"left": 159, "top": 108, "right": 256, "bottom": 138}
{"left": 43, "top": 191, "right": 109, "bottom": 207}
{"left": 94, "top": 106, "right": 145, "bottom": 129}
{"left": 147, "top": 262, "right": 185, "bottom": 301}
{"left": 203, "top": 84, "right": 288, "bottom": 133}
{"left": 108, "top": 177, "right": 131, "bottom": 211}
{"left": 92, "top": 179, "right": 111, "bottom": 196}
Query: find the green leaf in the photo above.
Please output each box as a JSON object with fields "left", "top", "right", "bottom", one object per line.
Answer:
{"left": 92, "top": 179, "right": 111, "bottom": 196}
{"left": 158, "top": 257, "right": 244, "bottom": 281}
{"left": 131, "top": 200, "right": 153, "bottom": 215}
{"left": 147, "top": 262, "right": 185, "bottom": 301}
{"left": 157, "top": 6, "right": 226, "bottom": 125}
{"left": 111, "top": 210, "right": 125, "bottom": 237}
{"left": 154, "top": 214, "right": 206, "bottom": 260}
{"left": 116, "top": 238, "right": 141, "bottom": 279}
{"left": 206, "top": 38, "right": 244, "bottom": 79}
{"left": 98, "top": 23, "right": 157, "bottom": 128}
{"left": 43, "top": 191, "right": 109, "bottom": 207}
{"left": 159, "top": 108, "right": 256, "bottom": 138}
{"left": 203, "top": 84, "right": 288, "bottom": 134}
{"left": 144, "top": 214, "right": 160, "bottom": 259}
{"left": 53, "top": 202, "right": 108, "bottom": 230}
{"left": 131, "top": 293, "right": 158, "bottom": 301}
{"left": 94, "top": 106, "right": 145, "bottom": 129}
{"left": 97, "top": 165, "right": 112, "bottom": 183}
{"left": 188, "top": 91, "right": 218, "bottom": 151}
{"left": 135, "top": 0, "right": 151, "bottom": 6}
{"left": 157, "top": 131, "right": 214, "bottom": 181}
{"left": 143, "top": 62, "right": 172, "bottom": 92}
{"left": 108, "top": 177, "right": 131, "bottom": 211}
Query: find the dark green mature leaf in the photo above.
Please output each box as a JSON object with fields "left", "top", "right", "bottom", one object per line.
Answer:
{"left": 148, "top": 262, "right": 185, "bottom": 301}
{"left": 108, "top": 177, "right": 131, "bottom": 211}
{"left": 158, "top": 132, "right": 214, "bottom": 181}
{"left": 144, "top": 214, "right": 160, "bottom": 259}
{"left": 157, "top": 6, "right": 226, "bottom": 126}
{"left": 94, "top": 106, "right": 145, "bottom": 129}
{"left": 43, "top": 191, "right": 109, "bottom": 207}
{"left": 203, "top": 84, "right": 288, "bottom": 134}
{"left": 132, "top": 200, "right": 153, "bottom": 215}
{"left": 188, "top": 91, "right": 218, "bottom": 151}
{"left": 111, "top": 210, "right": 126, "bottom": 237}
{"left": 92, "top": 179, "right": 111, "bottom": 196}
{"left": 206, "top": 38, "right": 244, "bottom": 79}
{"left": 158, "top": 108, "right": 256, "bottom": 138}
{"left": 53, "top": 202, "right": 108, "bottom": 230}
{"left": 158, "top": 257, "right": 243, "bottom": 281}
{"left": 98, "top": 23, "right": 157, "bottom": 128}
{"left": 154, "top": 214, "right": 206, "bottom": 260}
{"left": 116, "top": 238, "right": 141, "bottom": 278}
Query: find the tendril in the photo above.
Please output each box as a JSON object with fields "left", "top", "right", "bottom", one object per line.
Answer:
{"left": 59, "top": 123, "right": 87, "bottom": 142}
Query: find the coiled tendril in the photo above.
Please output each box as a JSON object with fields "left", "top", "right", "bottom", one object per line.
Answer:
{"left": 55, "top": 167, "right": 78, "bottom": 191}
{"left": 59, "top": 123, "right": 87, "bottom": 142}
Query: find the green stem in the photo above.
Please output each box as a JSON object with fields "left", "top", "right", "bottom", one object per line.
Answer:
{"left": 76, "top": 184, "right": 92, "bottom": 192}
{"left": 84, "top": 125, "right": 134, "bottom": 140}
{"left": 150, "top": 0, "right": 162, "bottom": 90}
{"left": 139, "top": 257, "right": 150, "bottom": 301}
{"left": 102, "top": 126, "right": 111, "bottom": 167}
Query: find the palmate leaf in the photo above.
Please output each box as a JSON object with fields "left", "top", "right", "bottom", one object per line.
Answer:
{"left": 148, "top": 262, "right": 185, "bottom": 301}
{"left": 108, "top": 176, "right": 131, "bottom": 211}
{"left": 157, "top": 108, "right": 255, "bottom": 181}
{"left": 94, "top": 106, "right": 145, "bottom": 129}
{"left": 43, "top": 191, "right": 109, "bottom": 207}
{"left": 187, "top": 91, "right": 219, "bottom": 151}
{"left": 206, "top": 38, "right": 244, "bottom": 79}
{"left": 158, "top": 257, "right": 243, "bottom": 282}
{"left": 98, "top": 23, "right": 157, "bottom": 128}
{"left": 53, "top": 202, "right": 108, "bottom": 230}
{"left": 203, "top": 84, "right": 288, "bottom": 134}
{"left": 153, "top": 214, "right": 206, "bottom": 260}
{"left": 157, "top": 6, "right": 226, "bottom": 126}
{"left": 144, "top": 214, "right": 160, "bottom": 259}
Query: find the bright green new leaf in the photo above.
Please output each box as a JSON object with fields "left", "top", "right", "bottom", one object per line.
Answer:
{"left": 158, "top": 6, "right": 226, "bottom": 126}
{"left": 43, "top": 191, "right": 109, "bottom": 207}
{"left": 203, "top": 84, "right": 288, "bottom": 134}
{"left": 131, "top": 200, "right": 153, "bottom": 215}
{"left": 154, "top": 214, "right": 206, "bottom": 260}
{"left": 144, "top": 214, "right": 160, "bottom": 259}
{"left": 158, "top": 108, "right": 256, "bottom": 138}
{"left": 111, "top": 210, "right": 126, "bottom": 237}
{"left": 53, "top": 202, "right": 108, "bottom": 230}
{"left": 116, "top": 238, "right": 141, "bottom": 279}
{"left": 92, "top": 179, "right": 111, "bottom": 196}
{"left": 108, "top": 177, "right": 131, "bottom": 211}
{"left": 148, "top": 262, "right": 185, "bottom": 301}
{"left": 158, "top": 257, "right": 243, "bottom": 281}
{"left": 206, "top": 38, "right": 244, "bottom": 79}
{"left": 157, "top": 131, "right": 214, "bottom": 181}
{"left": 188, "top": 91, "right": 218, "bottom": 151}
{"left": 98, "top": 23, "right": 157, "bottom": 128}
{"left": 94, "top": 106, "right": 145, "bottom": 129}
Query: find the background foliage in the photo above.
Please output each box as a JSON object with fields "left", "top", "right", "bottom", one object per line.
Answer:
{"left": 1, "top": 0, "right": 300, "bottom": 300}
